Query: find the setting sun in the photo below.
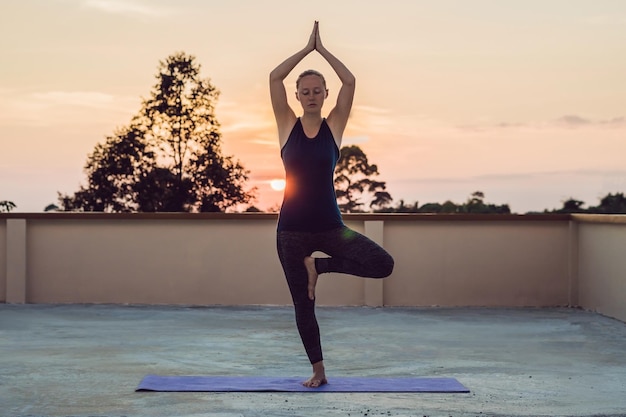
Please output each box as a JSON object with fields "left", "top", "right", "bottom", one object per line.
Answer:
{"left": 270, "top": 179, "right": 286, "bottom": 191}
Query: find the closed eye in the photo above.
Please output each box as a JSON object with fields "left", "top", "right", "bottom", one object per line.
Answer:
{"left": 300, "top": 89, "right": 323, "bottom": 96}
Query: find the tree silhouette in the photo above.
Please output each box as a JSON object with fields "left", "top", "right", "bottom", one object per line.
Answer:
{"left": 417, "top": 202, "right": 442, "bottom": 213}
{"left": 376, "top": 199, "right": 420, "bottom": 213}
{"left": 441, "top": 200, "right": 460, "bottom": 213}
{"left": 60, "top": 52, "right": 255, "bottom": 212}
{"left": 0, "top": 200, "right": 16, "bottom": 213}
{"left": 550, "top": 192, "right": 626, "bottom": 214}
{"left": 591, "top": 192, "right": 626, "bottom": 214}
{"left": 376, "top": 191, "right": 510, "bottom": 214}
{"left": 549, "top": 197, "right": 587, "bottom": 214}
{"left": 60, "top": 125, "right": 154, "bottom": 212}
{"left": 459, "top": 191, "right": 510, "bottom": 214}
{"left": 334, "top": 145, "right": 392, "bottom": 212}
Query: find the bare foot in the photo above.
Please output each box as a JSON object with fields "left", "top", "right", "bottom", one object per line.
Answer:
{"left": 302, "top": 375, "right": 327, "bottom": 388}
{"left": 304, "top": 256, "right": 318, "bottom": 300}
{"left": 302, "top": 361, "right": 327, "bottom": 388}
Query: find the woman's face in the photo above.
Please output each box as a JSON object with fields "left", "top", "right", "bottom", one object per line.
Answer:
{"left": 296, "top": 75, "right": 327, "bottom": 112}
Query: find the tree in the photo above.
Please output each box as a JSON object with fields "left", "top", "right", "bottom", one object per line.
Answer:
{"left": 373, "top": 191, "right": 511, "bottom": 214}
{"left": 463, "top": 191, "right": 486, "bottom": 213}
{"left": 418, "top": 202, "right": 443, "bottom": 213}
{"left": 459, "top": 191, "right": 511, "bottom": 214}
{"left": 382, "top": 192, "right": 509, "bottom": 214}
{"left": 590, "top": 192, "right": 626, "bottom": 214}
{"left": 550, "top": 197, "right": 587, "bottom": 214}
{"left": 440, "top": 200, "right": 460, "bottom": 213}
{"left": 546, "top": 192, "right": 626, "bottom": 214}
{"left": 0, "top": 200, "right": 16, "bottom": 213}
{"left": 60, "top": 52, "right": 255, "bottom": 212}
{"left": 334, "top": 145, "right": 392, "bottom": 212}
{"left": 375, "top": 199, "right": 419, "bottom": 213}
{"left": 60, "top": 125, "right": 155, "bottom": 212}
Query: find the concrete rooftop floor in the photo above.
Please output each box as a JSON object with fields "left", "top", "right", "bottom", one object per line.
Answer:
{"left": 1, "top": 304, "right": 626, "bottom": 417}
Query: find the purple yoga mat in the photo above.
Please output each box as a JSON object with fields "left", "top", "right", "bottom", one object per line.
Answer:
{"left": 136, "top": 375, "right": 469, "bottom": 393}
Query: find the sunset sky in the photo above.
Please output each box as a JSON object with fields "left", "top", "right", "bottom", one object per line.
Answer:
{"left": 1, "top": 0, "right": 625, "bottom": 213}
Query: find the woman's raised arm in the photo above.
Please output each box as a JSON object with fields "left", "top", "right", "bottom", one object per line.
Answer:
{"left": 270, "top": 22, "right": 317, "bottom": 147}
{"left": 315, "top": 23, "right": 356, "bottom": 147}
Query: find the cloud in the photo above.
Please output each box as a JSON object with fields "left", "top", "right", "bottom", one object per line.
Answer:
{"left": 343, "top": 136, "right": 370, "bottom": 145}
{"left": 600, "top": 117, "right": 626, "bottom": 127}
{"left": 0, "top": 90, "right": 139, "bottom": 126}
{"left": 495, "top": 122, "right": 526, "bottom": 129}
{"left": 352, "top": 105, "right": 392, "bottom": 115}
{"left": 348, "top": 105, "right": 396, "bottom": 135}
{"left": 220, "top": 121, "right": 274, "bottom": 134}
{"left": 554, "top": 115, "right": 626, "bottom": 129}
{"left": 30, "top": 91, "right": 115, "bottom": 108}
{"left": 248, "top": 138, "right": 277, "bottom": 147}
{"left": 394, "top": 169, "right": 626, "bottom": 185}
{"left": 21, "top": 90, "right": 139, "bottom": 113}
{"left": 456, "top": 115, "right": 626, "bottom": 131}
{"left": 251, "top": 173, "right": 285, "bottom": 182}
{"left": 81, "top": 0, "right": 170, "bottom": 18}
{"left": 555, "top": 115, "right": 591, "bottom": 127}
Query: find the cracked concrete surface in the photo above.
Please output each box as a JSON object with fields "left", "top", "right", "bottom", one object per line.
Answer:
{"left": 1, "top": 304, "right": 626, "bottom": 417}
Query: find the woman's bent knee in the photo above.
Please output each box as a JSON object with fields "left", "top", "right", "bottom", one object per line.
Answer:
{"left": 372, "top": 252, "right": 394, "bottom": 278}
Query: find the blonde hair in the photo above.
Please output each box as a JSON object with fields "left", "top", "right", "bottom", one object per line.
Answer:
{"left": 296, "top": 69, "right": 326, "bottom": 89}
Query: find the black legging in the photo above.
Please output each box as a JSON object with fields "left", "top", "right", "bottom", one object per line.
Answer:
{"left": 276, "top": 226, "right": 394, "bottom": 364}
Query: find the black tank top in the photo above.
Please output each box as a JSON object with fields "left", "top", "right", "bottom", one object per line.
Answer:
{"left": 277, "top": 118, "right": 344, "bottom": 232}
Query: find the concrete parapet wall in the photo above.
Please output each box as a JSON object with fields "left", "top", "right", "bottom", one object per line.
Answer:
{"left": 0, "top": 220, "right": 6, "bottom": 302}
{"left": 2, "top": 212, "right": 625, "bottom": 321}
{"left": 574, "top": 215, "right": 626, "bottom": 322}
{"left": 0, "top": 213, "right": 566, "bottom": 307}
{"left": 383, "top": 220, "right": 570, "bottom": 307}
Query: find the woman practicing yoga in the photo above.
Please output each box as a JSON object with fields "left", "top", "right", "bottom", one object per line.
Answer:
{"left": 270, "top": 21, "right": 394, "bottom": 388}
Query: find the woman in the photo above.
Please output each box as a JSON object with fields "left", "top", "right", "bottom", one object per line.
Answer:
{"left": 270, "top": 21, "right": 394, "bottom": 388}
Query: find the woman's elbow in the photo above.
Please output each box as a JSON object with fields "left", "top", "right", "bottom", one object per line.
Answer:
{"left": 269, "top": 69, "right": 286, "bottom": 84}
{"left": 344, "top": 75, "right": 356, "bottom": 88}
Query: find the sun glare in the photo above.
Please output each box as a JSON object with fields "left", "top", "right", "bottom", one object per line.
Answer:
{"left": 270, "top": 179, "right": 286, "bottom": 191}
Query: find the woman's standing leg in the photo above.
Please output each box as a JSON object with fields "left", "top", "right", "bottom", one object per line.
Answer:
{"left": 277, "top": 231, "right": 327, "bottom": 387}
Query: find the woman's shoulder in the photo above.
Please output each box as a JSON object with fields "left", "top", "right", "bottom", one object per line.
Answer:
{"left": 322, "top": 117, "right": 341, "bottom": 148}
{"left": 279, "top": 117, "right": 301, "bottom": 149}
